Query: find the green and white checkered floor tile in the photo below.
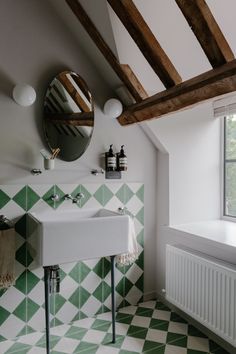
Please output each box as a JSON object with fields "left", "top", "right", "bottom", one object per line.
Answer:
{"left": 0, "top": 300, "right": 230, "bottom": 354}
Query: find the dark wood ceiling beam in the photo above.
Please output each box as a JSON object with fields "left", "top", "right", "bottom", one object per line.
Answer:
{"left": 57, "top": 72, "right": 91, "bottom": 112}
{"left": 46, "top": 111, "right": 94, "bottom": 126}
{"left": 118, "top": 59, "right": 236, "bottom": 125}
{"left": 71, "top": 74, "right": 91, "bottom": 102}
{"left": 175, "top": 0, "right": 234, "bottom": 67}
{"left": 65, "top": 0, "right": 144, "bottom": 102}
{"left": 120, "top": 64, "right": 148, "bottom": 101}
{"left": 108, "top": 0, "right": 182, "bottom": 88}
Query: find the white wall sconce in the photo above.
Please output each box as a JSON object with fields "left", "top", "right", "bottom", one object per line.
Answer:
{"left": 12, "top": 84, "right": 36, "bottom": 106}
{"left": 103, "top": 98, "right": 123, "bottom": 118}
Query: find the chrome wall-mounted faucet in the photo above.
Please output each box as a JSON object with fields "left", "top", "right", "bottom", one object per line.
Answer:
{"left": 91, "top": 169, "right": 104, "bottom": 176}
{"left": 51, "top": 194, "right": 60, "bottom": 202}
{"left": 64, "top": 193, "right": 84, "bottom": 204}
{"left": 118, "top": 207, "right": 134, "bottom": 218}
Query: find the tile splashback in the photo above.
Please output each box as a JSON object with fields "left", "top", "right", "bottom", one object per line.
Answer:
{"left": 0, "top": 183, "right": 144, "bottom": 341}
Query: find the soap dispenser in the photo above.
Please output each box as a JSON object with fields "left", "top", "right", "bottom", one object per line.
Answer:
{"left": 105, "top": 144, "right": 117, "bottom": 171}
{"left": 118, "top": 145, "right": 127, "bottom": 171}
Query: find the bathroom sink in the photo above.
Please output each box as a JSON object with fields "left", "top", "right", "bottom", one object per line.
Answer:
{"left": 27, "top": 208, "right": 131, "bottom": 266}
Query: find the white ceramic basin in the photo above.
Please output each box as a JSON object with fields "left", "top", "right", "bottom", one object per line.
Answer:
{"left": 27, "top": 208, "right": 130, "bottom": 266}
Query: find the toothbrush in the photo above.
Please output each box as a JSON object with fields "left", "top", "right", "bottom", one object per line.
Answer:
{"left": 40, "top": 149, "right": 51, "bottom": 160}
{"left": 51, "top": 148, "right": 60, "bottom": 159}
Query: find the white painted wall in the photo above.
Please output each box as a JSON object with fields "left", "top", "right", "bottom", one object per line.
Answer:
{"left": 148, "top": 102, "right": 221, "bottom": 225}
{"left": 0, "top": 0, "right": 157, "bottom": 297}
{"left": 149, "top": 102, "right": 222, "bottom": 295}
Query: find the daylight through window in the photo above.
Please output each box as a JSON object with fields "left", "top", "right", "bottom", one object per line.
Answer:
{"left": 224, "top": 115, "right": 236, "bottom": 218}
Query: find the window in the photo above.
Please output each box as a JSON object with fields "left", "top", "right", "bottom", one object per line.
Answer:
{"left": 224, "top": 115, "right": 236, "bottom": 218}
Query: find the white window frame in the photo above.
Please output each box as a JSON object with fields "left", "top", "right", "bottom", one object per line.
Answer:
{"left": 221, "top": 115, "right": 236, "bottom": 222}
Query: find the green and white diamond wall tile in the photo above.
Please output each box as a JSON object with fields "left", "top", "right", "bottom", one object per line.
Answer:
{"left": 12, "top": 186, "right": 40, "bottom": 212}
{"left": 116, "top": 184, "right": 135, "bottom": 205}
{"left": 0, "top": 183, "right": 144, "bottom": 342}
{"left": 93, "top": 185, "right": 112, "bottom": 207}
{"left": 0, "top": 190, "right": 10, "bottom": 209}
{"left": 71, "top": 185, "right": 91, "bottom": 208}
{"left": 0, "top": 186, "right": 27, "bottom": 220}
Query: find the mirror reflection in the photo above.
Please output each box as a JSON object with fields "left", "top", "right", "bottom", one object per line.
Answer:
{"left": 43, "top": 70, "right": 94, "bottom": 161}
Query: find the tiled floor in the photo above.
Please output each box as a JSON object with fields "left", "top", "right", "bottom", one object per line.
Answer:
{"left": 0, "top": 300, "right": 230, "bottom": 354}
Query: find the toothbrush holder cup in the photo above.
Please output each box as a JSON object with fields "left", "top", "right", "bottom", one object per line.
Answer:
{"left": 44, "top": 158, "right": 55, "bottom": 170}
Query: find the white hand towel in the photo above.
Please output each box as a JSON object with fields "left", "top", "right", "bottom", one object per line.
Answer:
{"left": 0, "top": 228, "right": 15, "bottom": 288}
{"left": 116, "top": 217, "right": 138, "bottom": 266}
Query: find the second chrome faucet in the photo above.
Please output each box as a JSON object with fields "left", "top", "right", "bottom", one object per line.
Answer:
{"left": 64, "top": 193, "right": 84, "bottom": 204}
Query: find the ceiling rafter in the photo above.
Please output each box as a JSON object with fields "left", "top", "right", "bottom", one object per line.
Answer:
{"left": 70, "top": 74, "right": 91, "bottom": 102}
{"left": 57, "top": 72, "right": 91, "bottom": 112}
{"left": 65, "top": 0, "right": 236, "bottom": 126}
{"left": 120, "top": 64, "right": 148, "bottom": 100}
{"left": 46, "top": 112, "right": 94, "bottom": 126}
{"left": 65, "top": 0, "right": 145, "bottom": 103}
{"left": 118, "top": 60, "right": 236, "bottom": 125}
{"left": 107, "top": 0, "right": 182, "bottom": 88}
{"left": 175, "top": 0, "right": 234, "bottom": 68}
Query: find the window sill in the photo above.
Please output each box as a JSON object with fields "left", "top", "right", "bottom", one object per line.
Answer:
{"left": 168, "top": 219, "right": 236, "bottom": 249}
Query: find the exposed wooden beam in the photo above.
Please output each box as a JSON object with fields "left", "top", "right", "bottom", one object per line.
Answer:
{"left": 71, "top": 73, "right": 91, "bottom": 102}
{"left": 65, "top": 0, "right": 144, "bottom": 102}
{"left": 108, "top": 0, "right": 182, "bottom": 88}
{"left": 46, "top": 112, "right": 94, "bottom": 126}
{"left": 118, "top": 59, "right": 236, "bottom": 125}
{"left": 120, "top": 64, "right": 148, "bottom": 100}
{"left": 57, "top": 73, "right": 91, "bottom": 112}
{"left": 175, "top": 0, "right": 234, "bottom": 67}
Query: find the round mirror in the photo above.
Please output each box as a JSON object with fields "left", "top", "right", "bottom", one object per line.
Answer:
{"left": 43, "top": 70, "right": 94, "bottom": 161}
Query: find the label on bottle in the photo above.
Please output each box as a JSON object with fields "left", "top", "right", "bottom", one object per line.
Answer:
{"left": 119, "top": 157, "right": 127, "bottom": 166}
{"left": 107, "top": 157, "right": 116, "bottom": 167}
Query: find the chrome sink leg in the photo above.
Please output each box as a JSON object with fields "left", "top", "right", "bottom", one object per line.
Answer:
{"left": 44, "top": 267, "right": 50, "bottom": 354}
{"left": 110, "top": 255, "right": 116, "bottom": 343}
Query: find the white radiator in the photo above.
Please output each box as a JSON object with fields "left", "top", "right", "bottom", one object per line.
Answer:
{"left": 166, "top": 245, "right": 236, "bottom": 347}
